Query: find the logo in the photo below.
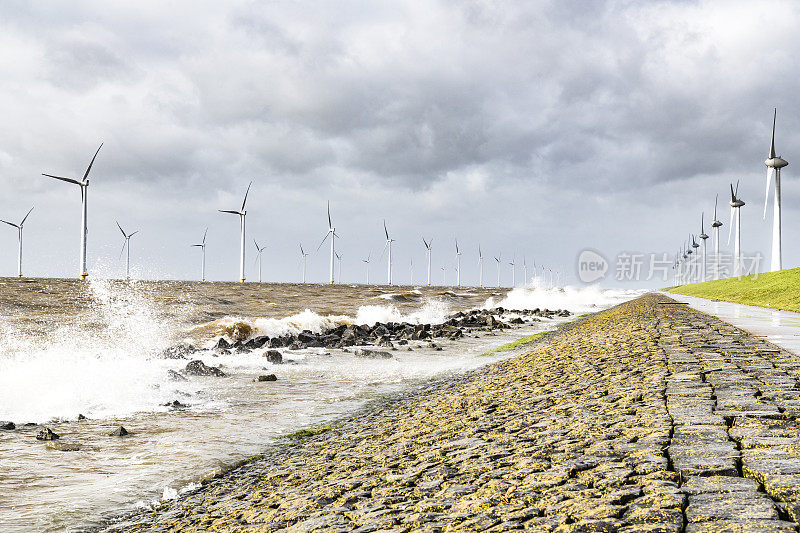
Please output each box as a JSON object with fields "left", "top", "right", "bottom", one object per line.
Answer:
{"left": 577, "top": 249, "right": 608, "bottom": 283}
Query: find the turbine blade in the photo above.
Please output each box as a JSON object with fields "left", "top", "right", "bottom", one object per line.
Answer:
{"left": 384, "top": 220, "right": 389, "bottom": 240}
{"left": 190, "top": 244, "right": 203, "bottom": 247}
{"left": 128, "top": 231, "right": 138, "bottom": 237}
{"left": 42, "top": 173, "right": 81, "bottom": 186}
{"left": 730, "top": 183, "right": 735, "bottom": 202}
{"left": 735, "top": 179, "right": 740, "bottom": 197}
{"left": 769, "top": 107, "right": 777, "bottom": 159}
{"left": 316, "top": 231, "right": 330, "bottom": 252}
{"left": 202, "top": 227, "right": 208, "bottom": 245}
{"left": 714, "top": 194, "right": 718, "bottom": 220}
{"left": 728, "top": 206, "right": 735, "bottom": 244}
{"left": 20, "top": 206, "right": 34, "bottom": 226}
{"left": 82, "top": 143, "right": 103, "bottom": 182}
{"left": 764, "top": 167, "right": 773, "bottom": 219}
{"left": 327, "top": 201, "right": 332, "bottom": 229}
{"left": 119, "top": 240, "right": 127, "bottom": 260}
{"left": 219, "top": 209, "right": 241, "bottom": 215}
{"left": 116, "top": 221, "right": 127, "bottom": 238}
{"left": 1, "top": 219, "right": 19, "bottom": 229}
{"left": 241, "top": 181, "right": 252, "bottom": 211}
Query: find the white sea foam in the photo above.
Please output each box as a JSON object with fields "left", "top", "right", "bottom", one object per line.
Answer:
{"left": 484, "top": 278, "right": 645, "bottom": 314}
{"left": 0, "top": 279, "right": 181, "bottom": 422}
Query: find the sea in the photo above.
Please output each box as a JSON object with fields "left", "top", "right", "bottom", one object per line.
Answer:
{"left": 0, "top": 277, "right": 642, "bottom": 532}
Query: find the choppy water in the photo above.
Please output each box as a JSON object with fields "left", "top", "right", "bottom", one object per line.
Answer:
{"left": 0, "top": 277, "right": 642, "bottom": 532}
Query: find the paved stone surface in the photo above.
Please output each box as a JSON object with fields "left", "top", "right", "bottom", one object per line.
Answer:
{"left": 104, "top": 294, "right": 800, "bottom": 532}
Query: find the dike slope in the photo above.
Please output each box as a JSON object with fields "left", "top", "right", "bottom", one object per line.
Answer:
{"left": 107, "top": 293, "right": 800, "bottom": 532}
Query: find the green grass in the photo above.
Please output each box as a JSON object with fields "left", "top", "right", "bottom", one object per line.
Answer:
{"left": 669, "top": 267, "right": 800, "bottom": 313}
{"left": 278, "top": 424, "right": 339, "bottom": 442}
{"left": 480, "top": 331, "right": 551, "bottom": 356}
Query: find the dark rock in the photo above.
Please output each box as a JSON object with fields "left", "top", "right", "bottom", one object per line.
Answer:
{"left": 375, "top": 335, "right": 394, "bottom": 348}
{"left": 510, "top": 317, "right": 524, "bottom": 324}
{"left": 342, "top": 325, "right": 359, "bottom": 343}
{"left": 185, "top": 360, "right": 227, "bottom": 377}
{"left": 354, "top": 349, "right": 393, "bottom": 359}
{"left": 36, "top": 427, "right": 60, "bottom": 441}
{"left": 0, "top": 421, "right": 15, "bottom": 430}
{"left": 257, "top": 374, "right": 278, "bottom": 382}
{"left": 167, "top": 369, "right": 188, "bottom": 381}
{"left": 263, "top": 350, "right": 283, "bottom": 364}
{"left": 164, "top": 400, "right": 188, "bottom": 409}
{"left": 109, "top": 426, "right": 129, "bottom": 437}
{"left": 46, "top": 441, "right": 82, "bottom": 451}
{"left": 160, "top": 344, "right": 197, "bottom": 359}
{"left": 77, "top": 414, "right": 87, "bottom": 421}
{"left": 215, "top": 337, "right": 231, "bottom": 350}
{"left": 245, "top": 336, "right": 270, "bottom": 349}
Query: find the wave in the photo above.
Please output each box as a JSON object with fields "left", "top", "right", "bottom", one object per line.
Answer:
{"left": 484, "top": 279, "right": 645, "bottom": 315}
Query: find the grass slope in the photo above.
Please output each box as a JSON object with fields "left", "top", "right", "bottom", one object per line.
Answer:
{"left": 669, "top": 267, "right": 800, "bottom": 313}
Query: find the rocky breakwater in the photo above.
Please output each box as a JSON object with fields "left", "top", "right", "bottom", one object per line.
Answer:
{"left": 108, "top": 293, "right": 800, "bottom": 532}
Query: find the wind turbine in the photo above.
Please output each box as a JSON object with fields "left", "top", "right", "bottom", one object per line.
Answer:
{"left": 690, "top": 234, "right": 699, "bottom": 282}
{"left": 523, "top": 256, "right": 528, "bottom": 287}
{"left": 509, "top": 255, "right": 516, "bottom": 287}
{"left": 317, "top": 202, "right": 338, "bottom": 284}
{"left": 299, "top": 244, "right": 310, "bottom": 283}
{"left": 454, "top": 239, "right": 462, "bottom": 287}
{"left": 253, "top": 239, "right": 266, "bottom": 283}
{"left": 42, "top": 143, "right": 103, "bottom": 279}
{"left": 1, "top": 207, "right": 34, "bottom": 277}
{"left": 711, "top": 195, "right": 723, "bottom": 279}
{"left": 423, "top": 238, "right": 432, "bottom": 286}
{"left": 478, "top": 246, "right": 484, "bottom": 288}
{"left": 494, "top": 253, "right": 502, "bottom": 288}
{"left": 727, "top": 181, "right": 745, "bottom": 277}
{"left": 116, "top": 221, "right": 139, "bottom": 281}
{"left": 362, "top": 252, "right": 371, "bottom": 285}
{"left": 219, "top": 181, "right": 252, "bottom": 283}
{"left": 410, "top": 258, "right": 414, "bottom": 285}
{"left": 699, "top": 214, "right": 708, "bottom": 283}
{"left": 764, "top": 108, "right": 789, "bottom": 272}
{"left": 190, "top": 228, "right": 208, "bottom": 282}
{"left": 440, "top": 265, "right": 446, "bottom": 286}
{"left": 382, "top": 221, "right": 394, "bottom": 285}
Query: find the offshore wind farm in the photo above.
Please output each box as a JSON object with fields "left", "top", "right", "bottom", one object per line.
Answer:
{"left": 2, "top": 2, "right": 800, "bottom": 533}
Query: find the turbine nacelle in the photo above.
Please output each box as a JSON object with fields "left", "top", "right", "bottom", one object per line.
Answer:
{"left": 765, "top": 156, "right": 789, "bottom": 169}
{"left": 711, "top": 220, "right": 723, "bottom": 228}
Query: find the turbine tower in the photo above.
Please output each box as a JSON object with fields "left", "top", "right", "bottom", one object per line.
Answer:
{"left": 509, "top": 255, "right": 516, "bottom": 287}
{"left": 254, "top": 239, "right": 266, "bottom": 283}
{"left": 409, "top": 258, "right": 414, "bottom": 285}
{"left": 423, "top": 238, "right": 432, "bottom": 286}
{"left": 190, "top": 228, "right": 208, "bottom": 282}
{"left": 1, "top": 207, "right": 34, "bottom": 278}
{"left": 299, "top": 244, "right": 310, "bottom": 283}
{"left": 362, "top": 252, "right": 371, "bottom": 285}
{"left": 219, "top": 181, "right": 252, "bottom": 283}
{"left": 711, "top": 195, "right": 723, "bottom": 280}
{"left": 317, "top": 202, "right": 339, "bottom": 284}
{"left": 382, "top": 221, "right": 394, "bottom": 285}
{"left": 764, "top": 108, "right": 789, "bottom": 271}
{"left": 42, "top": 143, "right": 103, "bottom": 279}
{"left": 335, "top": 252, "right": 343, "bottom": 283}
{"left": 478, "top": 246, "right": 483, "bottom": 288}
{"left": 690, "top": 234, "right": 699, "bottom": 282}
{"left": 454, "top": 239, "right": 462, "bottom": 287}
{"left": 116, "top": 221, "right": 139, "bottom": 281}
{"left": 698, "top": 214, "right": 708, "bottom": 283}
{"left": 494, "top": 253, "right": 501, "bottom": 288}
{"left": 727, "top": 181, "right": 745, "bottom": 277}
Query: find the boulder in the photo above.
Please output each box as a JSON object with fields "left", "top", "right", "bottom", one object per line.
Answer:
{"left": 375, "top": 335, "right": 394, "bottom": 348}
{"left": 342, "top": 325, "right": 359, "bottom": 343}
{"left": 215, "top": 337, "right": 231, "bottom": 350}
{"left": 0, "top": 421, "right": 15, "bottom": 430}
{"left": 167, "top": 369, "right": 188, "bottom": 381}
{"left": 108, "top": 426, "right": 129, "bottom": 437}
{"left": 77, "top": 414, "right": 87, "bottom": 421}
{"left": 263, "top": 350, "right": 283, "bottom": 364}
{"left": 36, "top": 427, "right": 60, "bottom": 441}
{"left": 185, "top": 360, "right": 227, "bottom": 377}
{"left": 160, "top": 344, "right": 197, "bottom": 359}
{"left": 164, "top": 400, "right": 188, "bottom": 409}
{"left": 354, "top": 349, "right": 393, "bottom": 359}
{"left": 46, "top": 441, "right": 82, "bottom": 451}
{"left": 257, "top": 374, "right": 278, "bottom": 382}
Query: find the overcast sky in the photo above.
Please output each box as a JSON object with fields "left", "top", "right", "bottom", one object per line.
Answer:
{"left": 1, "top": 0, "right": 798, "bottom": 287}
